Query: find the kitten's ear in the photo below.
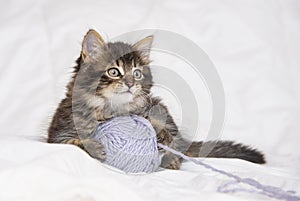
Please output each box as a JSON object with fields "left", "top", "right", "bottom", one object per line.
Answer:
{"left": 133, "top": 35, "right": 153, "bottom": 60}
{"left": 81, "top": 29, "right": 105, "bottom": 61}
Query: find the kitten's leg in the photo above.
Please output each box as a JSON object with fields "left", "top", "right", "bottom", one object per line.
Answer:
{"left": 67, "top": 138, "right": 106, "bottom": 161}
{"left": 147, "top": 103, "right": 182, "bottom": 170}
{"left": 155, "top": 128, "right": 181, "bottom": 170}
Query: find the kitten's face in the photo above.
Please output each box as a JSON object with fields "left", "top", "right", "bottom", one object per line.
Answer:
{"left": 78, "top": 30, "right": 153, "bottom": 109}
{"left": 97, "top": 45, "right": 153, "bottom": 106}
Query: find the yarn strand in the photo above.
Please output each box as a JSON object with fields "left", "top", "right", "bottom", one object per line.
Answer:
{"left": 158, "top": 143, "right": 300, "bottom": 201}
{"left": 94, "top": 115, "right": 299, "bottom": 201}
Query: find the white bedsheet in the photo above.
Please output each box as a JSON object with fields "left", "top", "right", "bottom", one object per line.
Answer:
{"left": 0, "top": 0, "right": 299, "bottom": 200}
{"left": 0, "top": 138, "right": 299, "bottom": 201}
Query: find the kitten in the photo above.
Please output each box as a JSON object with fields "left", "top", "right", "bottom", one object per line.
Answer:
{"left": 47, "top": 30, "right": 265, "bottom": 169}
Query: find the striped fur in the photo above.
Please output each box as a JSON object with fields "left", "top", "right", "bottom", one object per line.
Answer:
{"left": 47, "top": 30, "right": 265, "bottom": 169}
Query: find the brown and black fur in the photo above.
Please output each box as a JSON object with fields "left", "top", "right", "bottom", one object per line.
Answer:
{"left": 48, "top": 30, "right": 265, "bottom": 169}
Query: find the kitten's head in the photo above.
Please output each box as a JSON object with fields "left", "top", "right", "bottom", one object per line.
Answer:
{"left": 75, "top": 30, "right": 153, "bottom": 110}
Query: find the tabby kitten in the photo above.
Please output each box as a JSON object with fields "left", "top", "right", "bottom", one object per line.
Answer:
{"left": 47, "top": 30, "right": 265, "bottom": 169}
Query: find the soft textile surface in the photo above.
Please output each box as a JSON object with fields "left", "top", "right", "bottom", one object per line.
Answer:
{"left": 0, "top": 0, "right": 299, "bottom": 201}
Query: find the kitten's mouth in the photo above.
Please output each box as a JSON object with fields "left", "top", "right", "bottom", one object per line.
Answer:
{"left": 117, "top": 90, "right": 133, "bottom": 94}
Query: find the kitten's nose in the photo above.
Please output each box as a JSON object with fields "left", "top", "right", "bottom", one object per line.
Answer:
{"left": 126, "top": 81, "right": 134, "bottom": 88}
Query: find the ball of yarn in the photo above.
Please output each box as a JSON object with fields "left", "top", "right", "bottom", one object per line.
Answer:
{"left": 93, "top": 116, "right": 300, "bottom": 201}
{"left": 93, "top": 115, "right": 160, "bottom": 173}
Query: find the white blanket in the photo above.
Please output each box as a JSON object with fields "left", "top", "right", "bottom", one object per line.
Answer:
{"left": 0, "top": 0, "right": 299, "bottom": 200}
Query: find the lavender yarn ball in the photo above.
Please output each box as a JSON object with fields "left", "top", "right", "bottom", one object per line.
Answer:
{"left": 93, "top": 117, "right": 300, "bottom": 201}
{"left": 93, "top": 115, "right": 160, "bottom": 173}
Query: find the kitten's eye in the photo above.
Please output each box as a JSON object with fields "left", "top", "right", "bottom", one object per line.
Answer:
{"left": 133, "top": 69, "right": 143, "bottom": 80}
{"left": 107, "top": 68, "right": 121, "bottom": 78}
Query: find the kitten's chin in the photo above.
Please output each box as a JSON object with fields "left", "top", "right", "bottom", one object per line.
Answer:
{"left": 109, "top": 92, "right": 133, "bottom": 106}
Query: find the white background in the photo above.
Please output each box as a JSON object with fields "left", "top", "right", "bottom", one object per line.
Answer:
{"left": 0, "top": 0, "right": 299, "bottom": 201}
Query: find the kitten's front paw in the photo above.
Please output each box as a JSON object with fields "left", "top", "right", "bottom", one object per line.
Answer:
{"left": 81, "top": 139, "right": 106, "bottom": 162}
{"left": 160, "top": 153, "right": 181, "bottom": 170}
